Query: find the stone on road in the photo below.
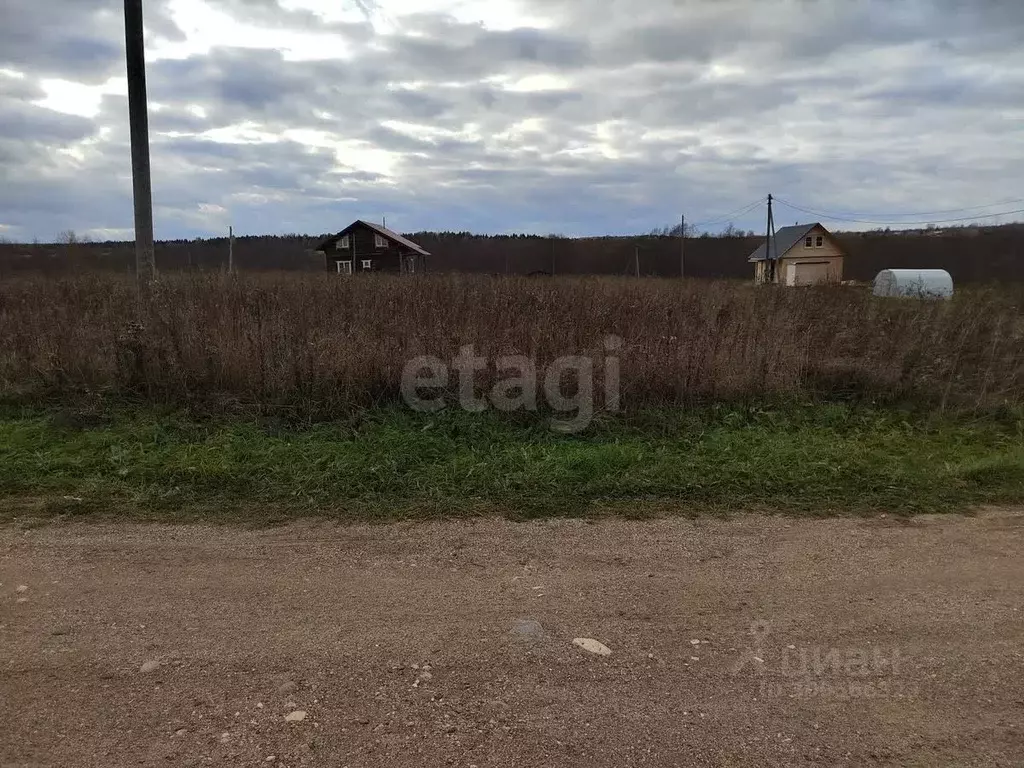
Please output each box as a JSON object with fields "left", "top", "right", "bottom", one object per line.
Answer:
{"left": 572, "top": 637, "right": 612, "bottom": 656}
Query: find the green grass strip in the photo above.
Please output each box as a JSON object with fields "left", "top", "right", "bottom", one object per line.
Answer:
{"left": 0, "top": 404, "right": 1021, "bottom": 522}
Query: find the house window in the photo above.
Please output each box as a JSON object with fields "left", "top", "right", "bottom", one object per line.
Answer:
{"left": 337, "top": 260, "right": 352, "bottom": 275}
{"left": 407, "top": 257, "right": 416, "bottom": 274}
{"left": 374, "top": 233, "right": 389, "bottom": 249}
{"left": 815, "top": 236, "right": 824, "bottom": 247}
{"left": 336, "top": 235, "right": 350, "bottom": 250}
{"left": 805, "top": 237, "right": 813, "bottom": 248}
{"left": 361, "top": 259, "right": 373, "bottom": 270}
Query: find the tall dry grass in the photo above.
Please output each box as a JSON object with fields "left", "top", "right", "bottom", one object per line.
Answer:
{"left": 0, "top": 272, "right": 1020, "bottom": 415}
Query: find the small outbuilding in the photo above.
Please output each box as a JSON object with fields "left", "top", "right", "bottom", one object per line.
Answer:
{"left": 315, "top": 220, "right": 430, "bottom": 275}
{"left": 748, "top": 223, "right": 845, "bottom": 286}
{"left": 872, "top": 269, "right": 953, "bottom": 299}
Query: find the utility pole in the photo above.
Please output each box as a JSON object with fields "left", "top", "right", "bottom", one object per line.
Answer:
{"left": 634, "top": 245, "right": 640, "bottom": 278}
{"left": 124, "top": 0, "right": 155, "bottom": 282}
{"left": 680, "top": 213, "right": 686, "bottom": 279}
{"left": 765, "top": 194, "right": 777, "bottom": 284}
{"left": 228, "top": 226, "right": 234, "bottom": 273}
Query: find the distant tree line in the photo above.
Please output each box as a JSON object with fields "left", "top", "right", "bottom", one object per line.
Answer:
{"left": 0, "top": 223, "right": 1022, "bottom": 283}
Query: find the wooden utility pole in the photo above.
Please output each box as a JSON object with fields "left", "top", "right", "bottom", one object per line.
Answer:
{"left": 765, "top": 194, "right": 778, "bottom": 283}
{"left": 124, "top": 0, "right": 155, "bottom": 282}
{"left": 680, "top": 213, "right": 686, "bottom": 279}
{"left": 228, "top": 226, "right": 234, "bottom": 273}
{"left": 634, "top": 245, "right": 640, "bottom": 278}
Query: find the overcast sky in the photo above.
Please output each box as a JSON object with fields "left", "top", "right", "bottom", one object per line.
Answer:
{"left": 2, "top": 0, "right": 1023, "bottom": 241}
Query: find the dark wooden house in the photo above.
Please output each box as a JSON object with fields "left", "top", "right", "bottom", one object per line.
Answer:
{"left": 315, "top": 221, "right": 430, "bottom": 275}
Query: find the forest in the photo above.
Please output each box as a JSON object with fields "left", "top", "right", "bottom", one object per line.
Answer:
{"left": 2, "top": 223, "right": 1023, "bottom": 283}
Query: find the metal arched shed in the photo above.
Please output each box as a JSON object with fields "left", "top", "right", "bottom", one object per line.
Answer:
{"left": 872, "top": 269, "right": 954, "bottom": 299}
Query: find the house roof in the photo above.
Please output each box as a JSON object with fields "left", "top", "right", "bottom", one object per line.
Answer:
{"left": 748, "top": 223, "right": 822, "bottom": 261}
{"left": 356, "top": 220, "right": 431, "bottom": 256}
{"left": 317, "top": 220, "right": 431, "bottom": 257}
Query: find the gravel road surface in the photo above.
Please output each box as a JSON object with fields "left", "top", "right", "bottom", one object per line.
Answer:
{"left": 2, "top": 511, "right": 1023, "bottom": 766}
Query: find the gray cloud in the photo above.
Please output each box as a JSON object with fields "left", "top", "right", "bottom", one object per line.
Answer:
{"left": 205, "top": 0, "right": 373, "bottom": 35}
{"left": 0, "top": 0, "right": 122, "bottom": 83}
{"left": 0, "top": 74, "right": 100, "bottom": 145}
{"left": 2, "top": 0, "right": 1023, "bottom": 241}
{"left": 0, "top": 0, "right": 183, "bottom": 83}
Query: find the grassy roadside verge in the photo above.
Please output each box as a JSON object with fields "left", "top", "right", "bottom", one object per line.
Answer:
{"left": 0, "top": 404, "right": 1022, "bottom": 523}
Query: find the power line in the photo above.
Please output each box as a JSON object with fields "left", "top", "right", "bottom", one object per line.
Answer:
{"left": 690, "top": 199, "right": 763, "bottom": 228}
{"left": 692, "top": 200, "right": 762, "bottom": 226}
{"left": 681, "top": 193, "right": 1024, "bottom": 233}
{"left": 781, "top": 197, "right": 1024, "bottom": 220}
{"left": 774, "top": 197, "right": 1024, "bottom": 227}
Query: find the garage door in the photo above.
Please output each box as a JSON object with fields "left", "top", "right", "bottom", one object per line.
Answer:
{"left": 791, "top": 261, "right": 831, "bottom": 286}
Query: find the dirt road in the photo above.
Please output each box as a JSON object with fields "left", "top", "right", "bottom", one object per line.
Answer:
{"left": 2, "top": 512, "right": 1023, "bottom": 767}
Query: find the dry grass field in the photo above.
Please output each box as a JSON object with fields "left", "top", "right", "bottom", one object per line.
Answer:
{"left": 0, "top": 273, "right": 1021, "bottom": 415}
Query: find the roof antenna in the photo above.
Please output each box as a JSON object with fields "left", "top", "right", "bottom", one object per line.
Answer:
{"left": 383, "top": 215, "right": 386, "bottom": 229}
